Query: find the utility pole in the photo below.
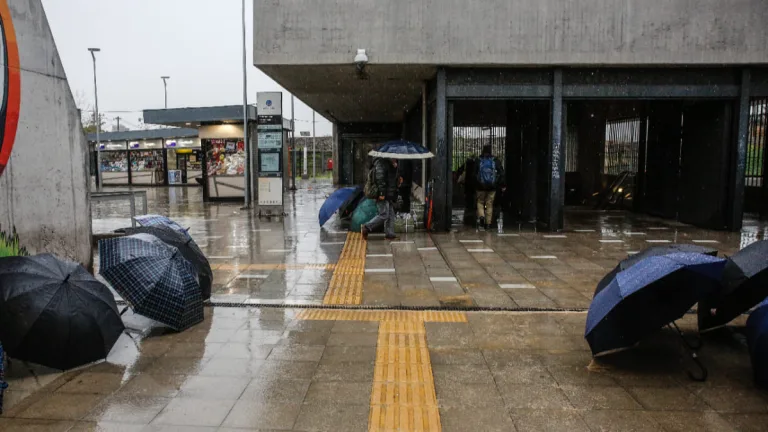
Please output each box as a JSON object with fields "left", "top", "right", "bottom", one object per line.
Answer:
{"left": 240, "top": 0, "right": 250, "bottom": 208}
{"left": 88, "top": 47, "right": 101, "bottom": 190}
{"left": 290, "top": 94, "right": 297, "bottom": 190}
{"left": 115, "top": 116, "right": 121, "bottom": 131}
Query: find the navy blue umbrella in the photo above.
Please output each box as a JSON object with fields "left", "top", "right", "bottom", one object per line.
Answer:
{"left": 586, "top": 252, "right": 726, "bottom": 357}
{"left": 699, "top": 240, "right": 768, "bottom": 332}
{"left": 368, "top": 140, "right": 434, "bottom": 160}
{"left": 99, "top": 234, "right": 204, "bottom": 331}
{"left": 746, "top": 298, "right": 768, "bottom": 387}
{"left": 134, "top": 215, "right": 190, "bottom": 239}
{"left": 319, "top": 187, "right": 361, "bottom": 227}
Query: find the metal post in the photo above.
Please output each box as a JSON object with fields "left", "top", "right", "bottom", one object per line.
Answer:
{"left": 548, "top": 69, "right": 565, "bottom": 231}
{"left": 161, "top": 76, "right": 170, "bottom": 109}
{"left": 241, "top": 0, "right": 250, "bottom": 207}
{"left": 88, "top": 48, "right": 101, "bottom": 190}
{"left": 303, "top": 146, "right": 308, "bottom": 177}
{"left": 422, "top": 83, "right": 427, "bottom": 202}
{"left": 290, "top": 95, "right": 297, "bottom": 190}
{"left": 433, "top": 68, "right": 450, "bottom": 231}
{"left": 312, "top": 110, "right": 316, "bottom": 180}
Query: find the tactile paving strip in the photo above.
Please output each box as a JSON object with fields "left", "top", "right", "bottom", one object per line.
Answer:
{"left": 298, "top": 308, "right": 468, "bottom": 432}
{"left": 323, "top": 232, "right": 366, "bottom": 305}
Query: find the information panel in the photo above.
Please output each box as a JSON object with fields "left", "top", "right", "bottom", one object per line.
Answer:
{"left": 256, "top": 92, "right": 285, "bottom": 211}
{"left": 258, "top": 177, "right": 282, "bottom": 206}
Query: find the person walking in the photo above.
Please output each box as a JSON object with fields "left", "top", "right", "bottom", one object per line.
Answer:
{"left": 475, "top": 145, "right": 506, "bottom": 230}
{"left": 362, "top": 157, "right": 399, "bottom": 240}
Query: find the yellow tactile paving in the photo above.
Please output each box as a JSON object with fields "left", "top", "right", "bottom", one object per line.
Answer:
{"left": 322, "top": 232, "right": 366, "bottom": 305}
{"left": 297, "top": 308, "right": 467, "bottom": 432}
{"left": 297, "top": 309, "right": 468, "bottom": 323}
{"left": 212, "top": 263, "right": 335, "bottom": 271}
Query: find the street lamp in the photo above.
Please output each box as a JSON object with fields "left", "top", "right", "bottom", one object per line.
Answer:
{"left": 88, "top": 47, "right": 101, "bottom": 190}
{"left": 241, "top": 0, "right": 251, "bottom": 207}
{"left": 161, "top": 76, "right": 170, "bottom": 109}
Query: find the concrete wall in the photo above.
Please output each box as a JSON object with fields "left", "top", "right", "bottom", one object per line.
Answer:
{"left": 255, "top": 0, "right": 768, "bottom": 66}
{"left": 0, "top": 0, "right": 91, "bottom": 266}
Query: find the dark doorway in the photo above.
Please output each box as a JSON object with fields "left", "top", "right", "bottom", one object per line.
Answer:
{"left": 644, "top": 102, "right": 683, "bottom": 220}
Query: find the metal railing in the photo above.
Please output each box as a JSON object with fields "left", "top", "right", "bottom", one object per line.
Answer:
{"left": 746, "top": 99, "right": 767, "bottom": 188}
{"left": 604, "top": 118, "right": 641, "bottom": 175}
{"left": 452, "top": 126, "right": 506, "bottom": 171}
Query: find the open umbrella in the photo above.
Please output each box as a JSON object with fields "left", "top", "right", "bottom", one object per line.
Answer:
{"left": 0, "top": 254, "right": 125, "bottom": 370}
{"left": 338, "top": 186, "right": 364, "bottom": 220}
{"left": 699, "top": 240, "right": 768, "bottom": 332}
{"left": 746, "top": 298, "right": 768, "bottom": 387}
{"left": 124, "top": 226, "right": 212, "bottom": 301}
{"left": 319, "top": 187, "right": 362, "bottom": 227}
{"left": 596, "top": 244, "right": 718, "bottom": 292}
{"left": 586, "top": 252, "right": 726, "bottom": 358}
{"left": 99, "top": 234, "right": 204, "bottom": 331}
{"left": 368, "top": 140, "right": 434, "bottom": 160}
{"left": 134, "top": 215, "right": 190, "bottom": 238}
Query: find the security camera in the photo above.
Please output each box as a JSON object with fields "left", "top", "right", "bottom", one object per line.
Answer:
{"left": 354, "top": 49, "right": 369, "bottom": 72}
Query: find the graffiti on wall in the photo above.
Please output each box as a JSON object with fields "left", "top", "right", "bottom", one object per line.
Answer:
{"left": 0, "top": 0, "right": 20, "bottom": 177}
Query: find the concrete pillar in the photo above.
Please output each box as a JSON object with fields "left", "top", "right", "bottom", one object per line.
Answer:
{"left": 521, "top": 106, "right": 538, "bottom": 223}
{"left": 728, "top": 69, "right": 751, "bottom": 230}
{"left": 431, "top": 69, "right": 451, "bottom": 231}
{"left": 547, "top": 69, "right": 565, "bottom": 231}
{"left": 332, "top": 122, "right": 339, "bottom": 185}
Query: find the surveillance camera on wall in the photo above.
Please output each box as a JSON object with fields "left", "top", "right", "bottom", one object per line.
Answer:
{"left": 354, "top": 49, "right": 369, "bottom": 72}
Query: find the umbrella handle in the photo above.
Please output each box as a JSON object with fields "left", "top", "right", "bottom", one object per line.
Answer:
{"left": 120, "top": 306, "right": 130, "bottom": 316}
{"left": 670, "top": 321, "right": 703, "bottom": 350}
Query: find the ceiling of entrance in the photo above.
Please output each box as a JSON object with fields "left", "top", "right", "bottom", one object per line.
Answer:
{"left": 258, "top": 64, "right": 437, "bottom": 124}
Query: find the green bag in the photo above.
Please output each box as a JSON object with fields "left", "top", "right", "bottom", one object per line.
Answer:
{"left": 350, "top": 199, "right": 378, "bottom": 232}
{"left": 364, "top": 168, "right": 379, "bottom": 199}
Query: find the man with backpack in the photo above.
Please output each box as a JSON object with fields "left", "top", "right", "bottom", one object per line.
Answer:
{"left": 362, "top": 157, "right": 399, "bottom": 240}
{"left": 475, "top": 145, "right": 506, "bottom": 231}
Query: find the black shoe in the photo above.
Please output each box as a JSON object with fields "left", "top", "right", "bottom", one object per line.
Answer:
{"left": 361, "top": 226, "right": 370, "bottom": 240}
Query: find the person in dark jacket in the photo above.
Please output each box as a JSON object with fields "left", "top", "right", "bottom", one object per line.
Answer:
{"left": 475, "top": 145, "right": 506, "bottom": 230}
{"left": 362, "top": 157, "right": 399, "bottom": 240}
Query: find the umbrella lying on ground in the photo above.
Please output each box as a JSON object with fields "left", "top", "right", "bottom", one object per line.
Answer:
{"left": 699, "top": 240, "right": 768, "bottom": 332}
{"left": 368, "top": 139, "right": 435, "bottom": 159}
{"left": 586, "top": 252, "right": 726, "bottom": 359}
{"left": 319, "top": 187, "right": 362, "bottom": 227}
{"left": 124, "top": 226, "right": 212, "bottom": 301}
{"left": 746, "top": 298, "right": 768, "bottom": 387}
{"left": 350, "top": 198, "right": 378, "bottom": 232}
{"left": 596, "top": 244, "right": 718, "bottom": 292}
{"left": 134, "top": 215, "right": 190, "bottom": 238}
{"left": 0, "top": 254, "right": 125, "bottom": 370}
{"left": 99, "top": 234, "right": 204, "bottom": 331}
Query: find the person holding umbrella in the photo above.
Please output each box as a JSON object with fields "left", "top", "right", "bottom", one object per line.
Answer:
{"left": 362, "top": 157, "right": 399, "bottom": 240}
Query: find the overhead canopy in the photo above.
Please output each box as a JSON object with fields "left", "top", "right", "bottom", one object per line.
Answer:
{"left": 87, "top": 128, "right": 198, "bottom": 143}
{"left": 143, "top": 105, "right": 258, "bottom": 128}
{"left": 258, "top": 65, "right": 437, "bottom": 123}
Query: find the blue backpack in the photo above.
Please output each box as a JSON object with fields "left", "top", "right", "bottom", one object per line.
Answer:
{"left": 477, "top": 156, "right": 497, "bottom": 188}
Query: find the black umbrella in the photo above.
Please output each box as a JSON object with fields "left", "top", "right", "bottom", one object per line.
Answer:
{"left": 0, "top": 254, "right": 125, "bottom": 370}
{"left": 99, "top": 234, "right": 204, "bottom": 331}
{"left": 339, "top": 186, "right": 364, "bottom": 219}
{"left": 123, "top": 226, "right": 212, "bottom": 301}
{"left": 699, "top": 240, "right": 768, "bottom": 332}
{"left": 596, "top": 244, "right": 719, "bottom": 292}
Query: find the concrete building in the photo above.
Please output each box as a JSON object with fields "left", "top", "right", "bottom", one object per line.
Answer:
{"left": 254, "top": 0, "right": 768, "bottom": 232}
{"left": 0, "top": 0, "right": 91, "bottom": 266}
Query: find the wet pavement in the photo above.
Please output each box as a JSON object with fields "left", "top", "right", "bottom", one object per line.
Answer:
{"left": 1, "top": 184, "right": 767, "bottom": 430}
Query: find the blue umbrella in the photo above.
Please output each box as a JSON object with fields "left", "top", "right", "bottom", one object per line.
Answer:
{"left": 319, "top": 187, "right": 361, "bottom": 227}
{"left": 747, "top": 298, "right": 768, "bottom": 387}
{"left": 586, "top": 252, "right": 726, "bottom": 357}
{"left": 368, "top": 140, "right": 434, "bottom": 160}
{"left": 134, "top": 214, "right": 190, "bottom": 238}
{"left": 99, "top": 234, "right": 203, "bottom": 331}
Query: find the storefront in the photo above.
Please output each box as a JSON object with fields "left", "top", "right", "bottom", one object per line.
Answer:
{"left": 98, "top": 141, "right": 129, "bottom": 186}
{"left": 165, "top": 138, "right": 203, "bottom": 185}
{"left": 200, "top": 125, "right": 249, "bottom": 200}
{"left": 128, "top": 139, "right": 166, "bottom": 185}
{"left": 87, "top": 128, "right": 199, "bottom": 188}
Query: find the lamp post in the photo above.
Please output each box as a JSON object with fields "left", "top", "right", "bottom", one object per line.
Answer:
{"left": 161, "top": 76, "right": 170, "bottom": 109}
{"left": 88, "top": 47, "right": 101, "bottom": 190}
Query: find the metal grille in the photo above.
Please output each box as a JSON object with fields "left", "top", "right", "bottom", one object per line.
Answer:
{"left": 452, "top": 126, "right": 506, "bottom": 171}
{"left": 604, "top": 118, "right": 641, "bottom": 175}
{"left": 565, "top": 124, "right": 579, "bottom": 172}
{"left": 746, "top": 98, "right": 768, "bottom": 188}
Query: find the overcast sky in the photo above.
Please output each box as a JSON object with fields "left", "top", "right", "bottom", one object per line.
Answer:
{"left": 42, "top": 0, "right": 332, "bottom": 135}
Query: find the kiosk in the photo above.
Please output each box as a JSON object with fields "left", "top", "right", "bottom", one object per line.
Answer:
{"left": 256, "top": 92, "right": 286, "bottom": 216}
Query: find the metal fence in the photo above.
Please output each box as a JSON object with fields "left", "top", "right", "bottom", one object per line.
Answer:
{"left": 452, "top": 126, "right": 506, "bottom": 171}
{"left": 604, "top": 118, "right": 641, "bottom": 175}
{"left": 565, "top": 124, "right": 579, "bottom": 173}
{"left": 746, "top": 99, "right": 768, "bottom": 188}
